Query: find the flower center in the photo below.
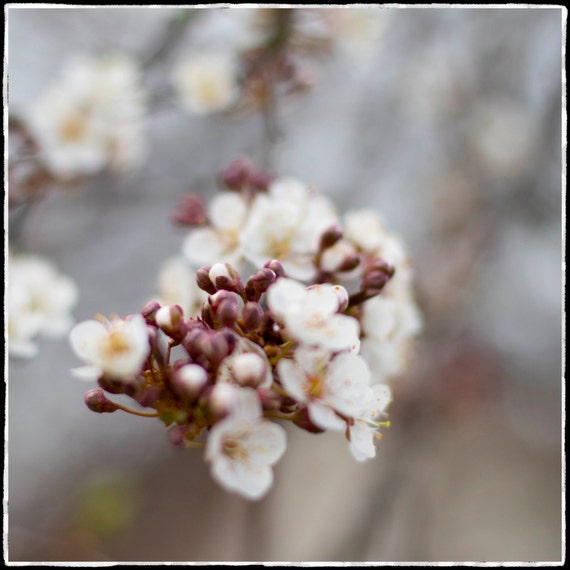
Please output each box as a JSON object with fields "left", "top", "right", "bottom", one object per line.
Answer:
{"left": 60, "top": 114, "right": 88, "bottom": 142}
{"left": 307, "top": 374, "right": 324, "bottom": 399}
{"left": 102, "top": 331, "right": 131, "bottom": 356}
{"left": 222, "top": 438, "right": 248, "bottom": 460}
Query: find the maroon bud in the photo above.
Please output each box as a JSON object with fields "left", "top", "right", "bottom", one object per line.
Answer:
{"left": 171, "top": 193, "right": 208, "bottom": 226}
{"left": 220, "top": 157, "right": 253, "bottom": 191}
{"left": 168, "top": 425, "right": 186, "bottom": 447}
{"left": 263, "top": 259, "right": 285, "bottom": 277}
{"left": 84, "top": 389, "right": 119, "bottom": 413}
{"left": 362, "top": 270, "right": 391, "bottom": 293}
{"left": 368, "top": 258, "right": 395, "bottom": 278}
{"left": 319, "top": 223, "right": 344, "bottom": 251}
{"left": 141, "top": 300, "right": 161, "bottom": 324}
{"left": 293, "top": 406, "right": 326, "bottom": 434}
{"left": 133, "top": 386, "right": 161, "bottom": 408}
{"left": 242, "top": 302, "right": 264, "bottom": 331}
{"left": 337, "top": 253, "right": 361, "bottom": 273}
{"left": 196, "top": 266, "right": 217, "bottom": 295}
{"left": 249, "top": 169, "right": 275, "bottom": 192}
{"left": 97, "top": 376, "right": 131, "bottom": 395}
{"left": 245, "top": 268, "right": 276, "bottom": 301}
{"left": 217, "top": 298, "right": 239, "bottom": 327}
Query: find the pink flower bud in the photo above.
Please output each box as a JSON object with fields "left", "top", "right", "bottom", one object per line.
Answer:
{"left": 171, "top": 193, "right": 207, "bottom": 226}
{"left": 263, "top": 259, "right": 285, "bottom": 277}
{"left": 362, "top": 270, "right": 391, "bottom": 293}
{"left": 245, "top": 268, "right": 276, "bottom": 301}
{"left": 84, "top": 389, "right": 119, "bottom": 413}
{"left": 209, "top": 263, "right": 232, "bottom": 284}
{"left": 242, "top": 302, "right": 264, "bottom": 331}
{"left": 172, "top": 363, "right": 209, "bottom": 399}
{"left": 168, "top": 425, "right": 186, "bottom": 447}
{"left": 258, "top": 388, "right": 282, "bottom": 412}
{"left": 141, "top": 301, "right": 161, "bottom": 324}
{"left": 220, "top": 157, "right": 253, "bottom": 191}
{"left": 230, "top": 353, "right": 267, "bottom": 388}
{"left": 196, "top": 266, "right": 217, "bottom": 294}
{"left": 155, "top": 305, "right": 186, "bottom": 341}
{"left": 207, "top": 383, "right": 239, "bottom": 419}
{"left": 319, "top": 223, "right": 344, "bottom": 251}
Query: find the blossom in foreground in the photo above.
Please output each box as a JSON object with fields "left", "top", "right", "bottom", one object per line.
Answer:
{"left": 267, "top": 278, "right": 360, "bottom": 353}
{"left": 183, "top": 192, "right": 249, "bottom": 267}
{"left": 240, "top": 178, "right": 338, "bottom": 281}
{"left": 277, "top": 347, "right": 371, "bottom": 431}
{"left": 69, "top": 314, "right": 150, "bottom": 380}
{"left": 348, "top": 383, "right": 392, "bottom": 461}
{"left": 8, "top": 252, "right": 79, "bottom": 359}
{"left": 205, "top": 388, "right": 287, "bottom": 500}
{"left": 25, "top": 53, "right": 147, "bottom": 179}
{"left": 72, "top": 160, "right": 421, "bottom": 500}
{"left": 171, "top": 53, "right": 240, "bottom": 115}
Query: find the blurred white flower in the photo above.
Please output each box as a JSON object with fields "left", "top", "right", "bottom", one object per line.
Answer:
{"left": 348, "top": 383, "right": 391, "bottom": 461}
{"left": 171, "top": 53, "right": 240, "bottom": 115}
{"left": 360, "top": 294, "right": 423, "bottom": 381}
{"left": 8, "top": 252, "right": 79, "bottom": 359}
{"left": 325, "top": 8, "right": 385, "bottom": 55}
{"left": 26, "top": 53, "right": 147, "bottom": 179}
{"left": 69, "top": 314, "right": 149, "bottom": 381}
{"left": 154, "top": 256, "right": 207, "bottom": 318}
{"left": 205, "top": 388, "right": 287, "bottom": 500}
{"left": 267, "top": 278, "right": 360, "bottom": 353}
{"left": 183, "top": 192, "right": 248, "bottom": 267}
{"left": 240, "top": 178, "right": 338, "bottom": 280}
{"left": 277, "top": 347, "right": 372, "bottom": 431}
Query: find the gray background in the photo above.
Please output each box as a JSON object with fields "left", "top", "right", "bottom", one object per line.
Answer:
{"left": 7, "top": 7, "right": 563, "bottom": 562}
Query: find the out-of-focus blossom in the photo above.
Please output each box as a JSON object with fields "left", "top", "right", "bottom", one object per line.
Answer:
{"left": 25, "top": 53, "right": 147, "bottom": 179}
{"left": 183, "top": 192, "right": 249, "bottom": 267}
{"left": 324, "top": 8, "right": 385, "bottom": 55}
{"left": 69, "top": 314, "right": 150, "bottom": 381}
{"left": 240, "top": 178, "right": 338, "bottom": 280}
{"left": 277, "top": 347, "right": 372, "bottom": 431}
{"left": 267, "top": 278, "right": 360, "bottom": 353}
{"left": 205, "top": 388, "right": 287, "bottom": 500}
{"left": 348, "top": 383, "right": 392, "bottom": 461}
{"left": 154, "top": 256, "right": 208, "bottom": 318}
{"left": 171, "top": 53, "right": 240, "bottom": 115}
{"left": 8, "top": 252, "right": 79, "bottom": 359}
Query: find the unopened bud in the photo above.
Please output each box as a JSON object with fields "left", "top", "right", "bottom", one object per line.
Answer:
{"left": 263, "top": 259, "right": 285, "bottom": 277}
{"left": 171, "top": 193, "right": 207, "bottom": 226}
{"left": 209, "top": 263, "right": 231, "bottom": 284}
{"left": 209, "top": 263, "right": 244, "bottom": 295}
{"left": 141, "top": 301, "right": 161, "bottom": 324}
{"left": 207, "top": 383, "right": 239, "bottom": 419}
{"left": 84, "top": 389, "right": 119, "bottom": 414}
{"left": 196, "top": 266, "right": 217, "bottom": 294}
{"left": 245, "top": 268, "right": 276, "bottom": 300}
{"left": 337, "top": 253, "right": 361, "bottom": 272}
{"left": 242, "top": 302, "right": 264, "bottom": 331}
{"left": 362, "top": 270, "right": 391, "bottom": 293}
{"left": 319, "top": 224, "right": 344, "bottom": 251}
{"left": 258, "top": 388, "right": 282, "bottom": 412}
{"left": 168, "top": 425, "right": 186, "bottom": 447}
{"left": 156, "top": 305, "right": 183, "bottom": 329}
{"left": 230, "top": 353, "right": 267, "bottom": 388}
{"left": 220, "top": 157, "right": 253, "bottom": 191}
{"left": 249, "top": 169, "right": 274, "bottom": 192}
{"left": 217, "top": 299, "right": 239, "bottom": 327}
{"left": 172, "top": 363, "right": 209, "bottom": 399}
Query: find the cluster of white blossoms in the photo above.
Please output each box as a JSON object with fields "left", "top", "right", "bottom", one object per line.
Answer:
{"left": 25, "top": 53, "right": 147, "bottom": 179}
{"left": 8, "top": 251, "right": 79, "bottom": 359}
{"left": 170, "top": 8, "right": 385, "bottom": 117}
{"left": 70, "top": 158, "right": 421, "bottom": 500}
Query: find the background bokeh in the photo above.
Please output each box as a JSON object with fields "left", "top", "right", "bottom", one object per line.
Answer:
{"left": 7, "top": 6, "right": 563, "bottom": 562}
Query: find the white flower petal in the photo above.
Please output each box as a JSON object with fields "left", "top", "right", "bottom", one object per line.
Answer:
{"left": 266, "top": 278, "right": 307, "bottom": 321}
{"left": 276, "top": 358, "right": 308, "bottom": 402}
{"left": 308, "top": 402, "right": 346, "bottom": 432}
{"left": 210, "top": 192, "right": 248, "bottom": 231}
{"left": 69, "top": 320, "right": 107, "bottom": 361}
{"left": 243, "top": 421, "right": 287, "bottom": 466}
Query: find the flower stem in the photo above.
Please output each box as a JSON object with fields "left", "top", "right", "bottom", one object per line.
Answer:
{"left": 116, "top": 404, "right": 159, "bottom": 418}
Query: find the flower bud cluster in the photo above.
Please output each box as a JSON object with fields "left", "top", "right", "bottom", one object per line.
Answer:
{"left": 70, "top": 160, "right": 421, "bottom": 500}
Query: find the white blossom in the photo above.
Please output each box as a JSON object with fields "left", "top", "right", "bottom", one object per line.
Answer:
{"left": 8, "top": 252, "right": 79, "bottom": 359}
{"left": 152, "top": 256, "right": 208, "bottom": 322}
{"left": 360, "top": 294, "right": 423, "bottom": 381}
{"left": 277, "top": 347, "right": 372, "bottom": 431}
{"left": 325, "top": 8, "right": 385, "bottom": 55}
{"left": 171, "top": 53, "right": 240, "bottom": 115}
{"left": 26, "top": 53, "right": 147, "bottom": 179}
{"left": 205, "top": 388, "right": 287, "bottom": 500}
{"left": 267, "top": 278, "right": 360, "bottom": 353}
{"left": 240, "top": 178, "right": 338, "bottom": 280}
{"left": 348, "top": 383, "right": 392, "bottom": 461}
{"left": 69, "top": 314, "right": 149, "bottom": 381}
{"left": 183, "top": 192, "right": 248, "bottom": 267}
